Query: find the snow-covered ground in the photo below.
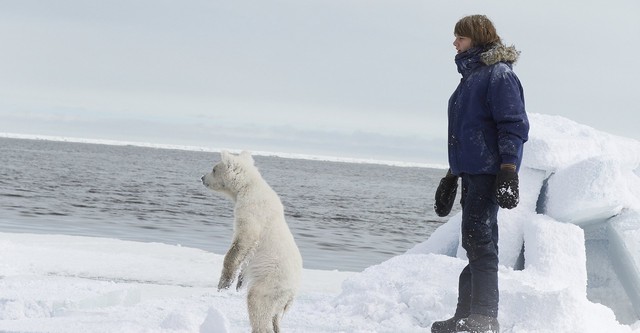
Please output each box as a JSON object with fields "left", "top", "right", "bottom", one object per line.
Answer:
{"left": 1, "top": 113, "right": 640, "bottom": 332}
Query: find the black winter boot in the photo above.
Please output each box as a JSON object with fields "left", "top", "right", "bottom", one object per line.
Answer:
{"left": 456, "top": 314, "right": 499, "bottom": 333}
{"left": 431, "top": 316, "right": 462, "bottom": 333}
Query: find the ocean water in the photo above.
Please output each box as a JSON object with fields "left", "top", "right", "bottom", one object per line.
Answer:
{"left": 0, "top": 137, "right": 454, "bottom": 271}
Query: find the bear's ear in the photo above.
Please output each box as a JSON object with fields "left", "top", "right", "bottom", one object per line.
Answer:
{"left": 220, "top": 150, "right": 233, "bottom": 165}
{"left": 239, "top": 151, "right": 254, "bottom": 165}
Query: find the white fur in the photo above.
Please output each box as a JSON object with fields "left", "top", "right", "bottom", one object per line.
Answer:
{"left": 201, "top": 151, "right": 303, "bottom": 333}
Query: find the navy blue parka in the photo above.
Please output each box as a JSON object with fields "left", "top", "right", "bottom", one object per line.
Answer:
{"left": 448, "top": 44, "right": 529, "bottom": 176}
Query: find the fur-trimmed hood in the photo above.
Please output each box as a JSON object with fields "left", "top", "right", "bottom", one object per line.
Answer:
{"left": 481, "top": 43, "right": 520, "bottom": 65}
{"left": 455, "top": 43, "right": 520, "bottom": 77}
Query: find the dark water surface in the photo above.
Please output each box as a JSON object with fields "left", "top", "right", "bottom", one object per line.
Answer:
{"left": 0, "top": 137, "right": 454, "bottom": 271}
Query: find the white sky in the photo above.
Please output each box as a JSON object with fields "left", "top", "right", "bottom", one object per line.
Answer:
{"left": 1, "top": 0, "right": 639, "bottom": 165}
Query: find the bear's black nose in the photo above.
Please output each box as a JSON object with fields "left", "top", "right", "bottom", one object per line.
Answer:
{"left": 200, "top": 175, "right": 205, "bottom": 183}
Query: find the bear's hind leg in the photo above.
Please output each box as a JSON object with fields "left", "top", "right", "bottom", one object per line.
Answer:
{"left": 248, "top": 288, "right": 275, "bottom": 333}
{"left": 272, "top": 294, "right": 295, "bottom": 333}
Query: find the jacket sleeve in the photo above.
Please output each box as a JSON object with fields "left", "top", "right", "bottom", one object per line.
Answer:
{"left": 487, "top": 64, "right": 529, "bottom": 166}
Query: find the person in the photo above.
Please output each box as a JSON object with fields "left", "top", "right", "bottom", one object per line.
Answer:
{"left": 431, "top": 15, "right": 529, "bottom": 333}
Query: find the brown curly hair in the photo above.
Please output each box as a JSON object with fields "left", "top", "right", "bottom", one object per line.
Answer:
{"left": 454, "top": 15, "right": 502, "bottom": 48}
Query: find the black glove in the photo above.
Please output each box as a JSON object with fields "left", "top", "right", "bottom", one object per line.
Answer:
{"left": 495, "top": 164, "right": 519, "bottom": 209}
{"left": 434, "top": 169, "right": 459, "bottom": 217}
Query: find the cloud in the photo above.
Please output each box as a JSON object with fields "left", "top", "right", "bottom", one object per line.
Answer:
{"left": 0, "top": 0, "right": 638, "bottom": 165}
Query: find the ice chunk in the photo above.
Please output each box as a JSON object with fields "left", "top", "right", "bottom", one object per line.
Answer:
{"left": 523, "top": 114, "right": 640, "bottom": 171}
{"left": 406, "top": 213, "right": 461, "bottom": 257}
{"left": 608, "top": 210, "right": 640, "bottom": 319}
{"left": 544, "top": 158, "right": 629, "bottom": 225}
{"left": 200, "top": 307, "right": 231, "bottom": 333}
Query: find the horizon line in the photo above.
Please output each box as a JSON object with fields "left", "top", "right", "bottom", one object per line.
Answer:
{"left": 0, "top": 132, "right": 448, "bottom": 170}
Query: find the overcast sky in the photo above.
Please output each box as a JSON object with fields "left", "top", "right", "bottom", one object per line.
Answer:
{"left": 1, "top": 0, "right": 639, "bottom": 165}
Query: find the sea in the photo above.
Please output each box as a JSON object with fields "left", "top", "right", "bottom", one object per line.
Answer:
{"left": 0, "top": 137, "right": 455, "bottom": 272}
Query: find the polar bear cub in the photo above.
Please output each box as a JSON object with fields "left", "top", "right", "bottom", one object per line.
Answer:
{"left": 201, "top": 150, "right": 303, "bottom": 333}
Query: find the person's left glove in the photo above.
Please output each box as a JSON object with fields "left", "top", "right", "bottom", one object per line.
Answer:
{"left": 495, "top": 164, "right": 519, "bottom": 209}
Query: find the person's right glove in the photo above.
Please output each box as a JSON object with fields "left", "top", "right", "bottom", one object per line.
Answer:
{"left": 434, "top": 169, "right": 459, "bottom": 217}
{"left": 495, "top": 163, "right": 519, "bottom": 209}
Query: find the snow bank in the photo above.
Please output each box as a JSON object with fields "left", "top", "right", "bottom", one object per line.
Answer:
{"left": 342, "top": 214, "right": 623, "bottom": 332}
{"left": 526, "top": 114, "right": 640, "bottom": 325}
{"left": 1, "top": 113, "right": 639, "bottom": 332}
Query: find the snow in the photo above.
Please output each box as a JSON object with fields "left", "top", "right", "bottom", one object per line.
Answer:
{"left": 1, "top": 113, "right": 640, "bottom": 332}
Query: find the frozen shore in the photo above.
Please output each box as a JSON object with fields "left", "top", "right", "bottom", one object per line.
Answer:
{"left": 1, "top": 113, "right": 639, "bottom": 332}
